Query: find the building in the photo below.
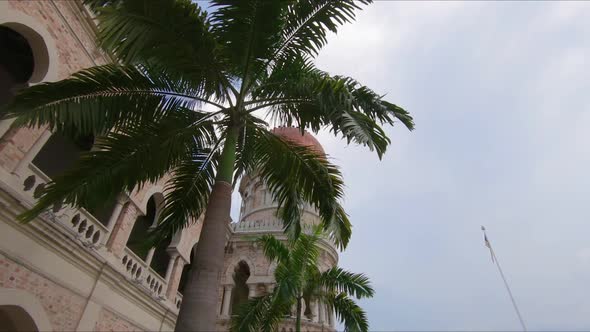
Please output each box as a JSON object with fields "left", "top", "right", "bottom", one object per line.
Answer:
{"left": 0, "top": 2, "right": 337, "bottom": 331}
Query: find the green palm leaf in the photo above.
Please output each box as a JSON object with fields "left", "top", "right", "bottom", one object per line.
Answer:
{"left": 18, "top": 109, "right": 215, "bottom": 223}
{"left": 232, "top": 232, "right": 373, "bottom": 332}
{"left": 2, "top": 64, "right": 215, "bottom": 136}
{"left": 242, "top": 127, "right": 350, "bottom": 247}
{"left": 92, "top": 0, "right": 228, "bottom": 99}
{"left": 319, "top": 267, "right": 374, "bottom": 300}
{"left": 328, "top": 292, "right": 369, "bottom": 332}
{"left": 150, "top": 147, "right": 219, "bottom": 242}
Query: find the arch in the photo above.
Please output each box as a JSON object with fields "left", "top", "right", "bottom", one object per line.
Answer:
{"left": 0, "top": 288, "right": 52, "bottom": 332}
{"left": 0, "top": 7, "right": 58, "bottom": 138}
{"left": 0, "top": 23, "right": 48, "bottom": 84}
{"left": 224, "top": 256, "right": 255, "bottom": 285}
{"left": 230, "top": 261, "right": 251, "bottom": 315}
{"left": 127, "top": 194, "right": 159, "bottom": 260}
{"left": 137, "top": 185, "right": 165, "bottom": 216}
{"left": 0, "top": 7, "right": 59, "bottom": 83}
{"left": 127, "top": 192, "right": 171, "bottom": 277}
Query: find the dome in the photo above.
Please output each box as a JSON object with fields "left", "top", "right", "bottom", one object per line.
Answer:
{"left": 271, "top": 126, "right": 325, "bottom": 155}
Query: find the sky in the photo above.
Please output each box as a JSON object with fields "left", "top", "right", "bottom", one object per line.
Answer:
{"left": 230, "top": 2, "right": 590, "bottom": 331}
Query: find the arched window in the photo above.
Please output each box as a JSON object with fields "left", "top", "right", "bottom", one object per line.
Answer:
{"left": 126, "top": 193, "right": 172, "bottom": 277}
{"left": 230, "top": 261, "right": 250, "bottom": 315}
{"left": 127, "top": 194, "right": 158, "bottom": 260}
{"left": 0, "top": 26, "right": 34, "bottom": 108}
{"left": 150, "top": 234, "right": 171, "bottom": 278}
{"left": 0, "top": 305, "right": 38, "bottom": 332}
{"left": 178, "top": 244, "right": 197, "bottom": 295}
{"left": 29, "top": 132, "right": 118, "bottom": 226}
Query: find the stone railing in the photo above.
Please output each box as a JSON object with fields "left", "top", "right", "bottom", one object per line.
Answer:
{"left": 120, "top": 247, "right": 167, "bottom": 299}
{"left": 231, "top": 219, "right": 318, "bottom": 233}
{"left": 231, "top": 219, "right": 285, "bottom": 233}
{"left": 20, "top": 164, "right": 109, "bottom": 247}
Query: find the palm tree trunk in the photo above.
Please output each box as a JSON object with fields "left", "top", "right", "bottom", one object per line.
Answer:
{"left": 295, "top": 297, "right": 302, "bottom": 332}
{"left": 175, "top": 127, "right": 239, "bottom": 332}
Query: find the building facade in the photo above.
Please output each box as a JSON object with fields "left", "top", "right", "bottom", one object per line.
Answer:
{"left": 0, "top": 2, "right": 337, "bottom": 331}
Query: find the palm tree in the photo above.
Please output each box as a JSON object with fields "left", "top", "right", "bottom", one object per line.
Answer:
{"left": 231, "top": 230, "right": 374, "bottom": 332}
{"left": 1, "top": 0, "right": 413, "bottom": 330}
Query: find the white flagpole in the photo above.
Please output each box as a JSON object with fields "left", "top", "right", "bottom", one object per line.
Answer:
{"left": 481, "top": 226, "right": 528, "bottom": 332}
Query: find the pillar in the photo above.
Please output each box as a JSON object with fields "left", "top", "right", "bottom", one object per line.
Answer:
{"left": 105, "top": 202, "right": 139, "bottom": 256}
{"left": 12, "top": 129, "right": 51, "bottom": 176}
{"left": 221, "top": 285, "right": 234, "bottom": 316}
{"left": 313, "top": 299, "right": 320, "bottom": 323}
{"left": 0, "top": 118, "right": 15, "bottom": 139}
{"left": 318, "top": 301, "right": 325, "bottom": 324}
{"left": 105, "top": 193, "right": 128, "bottom": 232}
{"left": 248, "top": 284, "right": 256, "bottom": 298}
{"left": 164, "top": 252, "right": 180, "bottom": 283}
{"left": 165, "top": 254, "right": 186, "bottom": 299}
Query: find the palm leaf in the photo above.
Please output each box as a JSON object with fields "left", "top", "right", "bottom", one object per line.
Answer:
{"left": 327, "top": 292, "right": 369, "bottom": 332}
{"left": 319, "top": 267, "right": 374, "bottom": 300}
{"left": 149, "top": 146, "right": 219, "bottom": 242}
{"left": 1, "top": 64, "right": 211, "bottom": 136}
{"left": 209, "top": 0, "right": 290, "bottom": 81}
{"left": 257, "top": 234, "right": 290, "bottom": 263}
{"left": 241, "top": 127, "right": 351, "bottom": 248}
{"left": 93, "top": 0, "right": 228, "bottom": 99}
{"left": 253, "top": 56, "right": 414, "bottom": 158}
{"left": 265, "top": 0, "right": 371, "bottom": 71}
{"left": 18, "top": 109, "right": 215, "bottom": 223}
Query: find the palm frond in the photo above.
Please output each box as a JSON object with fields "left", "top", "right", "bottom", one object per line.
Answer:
{"left": 2, "top": 64, "right": 211, "bottom": 137}
{"left": 327, "top": 292, "right": 369, "bottom": 332}
{"left": 322, "top": 204, "right": 352, "bottom": 250}
{"left": 267, "top": 0, "right": 371, "bottom": 69}
{"left": 230, "top": 294, "right": 291, "bottom": 332}
{"left": 241, "top": 127, "right": 350, "bottom": 248}
{"left": 253, "top": 56, "right": 414, "bottom": 159}
{"left": 93, "top": 0, "right": 228, "bottom": 98}
{"left": 209, "top": 0, "right": 290, "bottom": 81}
{"left": 257, "top": 234, "right": 290, "bottom": 263}
{"left": 18, "top": 110, "right": 214, "bottom": 223}
{"left": 319, "top": 267, "right": 374, "bottom": 300}
{"left": 289, "top": 231, "right": 321, "bottom": 272}
{"left": 149, "top": 146, "right": 219, "bottom": 243}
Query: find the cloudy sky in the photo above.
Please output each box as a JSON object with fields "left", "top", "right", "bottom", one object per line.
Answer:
{"left": 311, "top": 1, "right": 590, "bottom": 331}
{"left": 240, "top": 1, "right": 590, "bottom": 331}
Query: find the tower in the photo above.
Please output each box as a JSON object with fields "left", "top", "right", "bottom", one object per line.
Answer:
{"left": 217, "top": 127, "right": 339, "bottom": 331}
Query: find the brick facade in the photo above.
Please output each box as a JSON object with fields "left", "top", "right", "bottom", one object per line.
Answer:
{"left": 0, "top": 253, "right": 86, "bottom": 331}
{"left": 94, "top": 308, "right": 141, "bottom": 332}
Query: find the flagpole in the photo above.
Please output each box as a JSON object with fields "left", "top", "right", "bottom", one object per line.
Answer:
{"left": 481, "top": 226, "right": 528, "bottom": 332}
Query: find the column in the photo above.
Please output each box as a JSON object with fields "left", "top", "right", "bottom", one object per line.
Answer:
{"left": 221, "top": 285, "right": 234, "bottom": 316}
{"left": 248, "top": 284, "right": 256, "bottom": 298}
{"left": 105, "top": 202, "right": 139, "bottom": 257}
{"left": 164, "top": 252, "right": 180, "bottom": 283}
{"left": 12, "top": 129, "right": 52, "bottom": 176}
{"left": 313, "top": 300, "right": 320, "bottom": 323}
{"left": 318, "top": 301, "right": 325, "bottom": 324}
{"left": 165, "top": 255, "right": 186, "bottom": 299}
{"left": 105, "top": 193, "right": 128, "bottom": 232}
{"left": 0, "top": 118, "right": 15, "bottom": 139}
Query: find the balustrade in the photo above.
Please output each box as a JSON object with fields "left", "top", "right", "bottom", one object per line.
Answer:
{"left": 20, "top": 163, "right": 108, "bottom": 247}
{"left": 120, "top": 247, "right": 167, "bottom": 299}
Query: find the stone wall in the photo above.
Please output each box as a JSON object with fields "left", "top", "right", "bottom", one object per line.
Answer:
{"left": 0, "top": 253, "right": 86, "bottom": 331}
